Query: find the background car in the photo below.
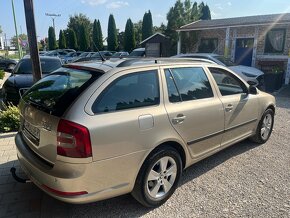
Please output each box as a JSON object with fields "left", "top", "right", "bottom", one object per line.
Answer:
{"left": 62, "top": 51, "right": 83, "bottom": 63}
{"left": 0, "top": 56, "right": 17, "bottom": 72}
{"left": 111, "top": 51, "right": 129, "bottom": 58}
{"left": 2, "top": 56, "right": 62, "bottom": 105}
{"left": 174, "top": 53, "right": 265, "bottom": 89}
{"left": 72, "top": 51, "right": 113, "bottom": 62}
{"left": 129, "top": 48, "right": 145, "bottom": 57}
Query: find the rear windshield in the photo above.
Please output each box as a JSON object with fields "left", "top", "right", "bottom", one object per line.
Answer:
{"left": 14, "top": 59, "right": 62, "bottom": 74}
{"left": 22, "top": 67, "right": 100, "bottom": 116}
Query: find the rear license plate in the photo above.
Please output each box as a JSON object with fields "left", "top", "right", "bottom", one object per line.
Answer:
{"left": 24, "top": 121, "right": 40, "bottom": 140}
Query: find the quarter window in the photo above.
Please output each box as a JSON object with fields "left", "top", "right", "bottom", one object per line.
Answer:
{"left": 165, "top": 67, "right": 213, "bottom": 102}
{"left": 208, "top": 67, "right": 247, "bottom": 96}
{"left": 92, "top": 70, "right": 159, "bottom": 113}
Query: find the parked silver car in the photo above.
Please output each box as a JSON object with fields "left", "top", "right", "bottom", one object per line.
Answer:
{"left": 15, "top": 58, "right": 275, "bottom": 207}
{"left": 174, "top": 53, "right": 265, "bottom": 89}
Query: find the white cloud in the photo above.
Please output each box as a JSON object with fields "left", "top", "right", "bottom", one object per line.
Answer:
{"left": 81, "top": 0, "right": 107, "bottom": 6}
{"left": 215, "top": 3, "right": 223, "bottom": 10}
{"left": 155, "top": 14, "right": 164, "bottom": 19}
{"left": 227, "top": 1, "right": 232, "bottom": 6}
{"left": 106, "top": 1, "right": 129, "bottom": 9}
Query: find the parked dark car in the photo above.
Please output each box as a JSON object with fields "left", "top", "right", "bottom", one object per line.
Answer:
{"left": 2, "top": 56, "right": 62, "bottom": 105}
{"left": 0, "top": 56, "right": 17, "bottom": 72}
{"left": 129, "top": 48, "right": 145, "bottom": 57}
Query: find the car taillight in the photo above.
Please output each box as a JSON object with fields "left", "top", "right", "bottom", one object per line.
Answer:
{"left": 57, "top": 119, "right": 92, "bottom": 158}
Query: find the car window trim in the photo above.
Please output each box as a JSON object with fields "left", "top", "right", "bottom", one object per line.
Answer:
{"left": 91, "top": 70, "right": 161, "bottom": 115}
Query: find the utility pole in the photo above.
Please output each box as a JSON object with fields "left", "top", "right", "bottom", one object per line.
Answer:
{"left": 23, "top": 0, "right": 42, "bottom": 82}
{"left": 45, "top": 13, "right": 61, "bottom": 34}
{"left": 11, "top": 0, "right": 22, "bottom": 59}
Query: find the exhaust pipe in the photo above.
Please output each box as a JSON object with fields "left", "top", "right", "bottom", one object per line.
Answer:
{"left": 10, "top": 167, "right": 31, "bottom": 183}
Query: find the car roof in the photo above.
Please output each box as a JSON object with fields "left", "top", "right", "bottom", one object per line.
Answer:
{"left": 66, "top": 58, "right": 216, "bottom": 73}
{"left": 21, "top": 55, "right": 62, "bottom": 61}
{"left": 175, "top": 53, "right": 221, "bottom": 58}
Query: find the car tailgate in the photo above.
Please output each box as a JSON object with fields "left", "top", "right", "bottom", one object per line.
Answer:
{"left": 19, "top": 103, "right": 60, "bottom": 165}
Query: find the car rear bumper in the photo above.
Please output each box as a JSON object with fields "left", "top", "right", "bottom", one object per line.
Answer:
{"left": 15, "top": 132, "right": 147, "bottom": 204}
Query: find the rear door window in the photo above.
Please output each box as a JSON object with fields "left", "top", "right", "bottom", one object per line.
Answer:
{"left": 92, "top": 70, "right": 159, "bottom": 113}
{"left": 165, "top": 67, "right": 213, "bottom": 102}
{"left": 22, "top": 67, "right": 100, "bottom": 116}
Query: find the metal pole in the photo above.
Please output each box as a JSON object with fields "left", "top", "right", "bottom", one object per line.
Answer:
{"left": 23, "top": 0, "right": 42, "bottom": 82}
{"left": 11, "top": 0, "right": 22, "bottom": 59}
{"left": 52, "top": 18, "right": 55, "bottom": 33}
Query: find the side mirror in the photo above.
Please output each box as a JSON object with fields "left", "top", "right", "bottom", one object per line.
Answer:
{"left": 247, "top": 80, "right": 258, "bottom": 86}
{"left": 249, "top": 85, "right": 258, "bottom": 95}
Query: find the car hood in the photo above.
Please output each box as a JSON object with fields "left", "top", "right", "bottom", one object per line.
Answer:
{"left": 228, "top": 65, "right": 264, "bottom": 77}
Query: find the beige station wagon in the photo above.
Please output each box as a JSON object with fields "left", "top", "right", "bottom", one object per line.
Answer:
{"left": 14, "top": 58, "right": 275, "bottom": 207}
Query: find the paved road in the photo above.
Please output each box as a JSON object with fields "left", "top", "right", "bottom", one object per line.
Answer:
{"left": 0, "top": 89, "right": 289, "bottom": 217}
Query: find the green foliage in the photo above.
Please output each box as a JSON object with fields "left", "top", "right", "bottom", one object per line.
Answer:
{"left": 0, "top": 103, "right": 20, "bottom": 133}
{"left": 11, "top": 34, "right": 28, "bottom": 48}
{"left": 79, "top": 24, "right": 90, "bottom": 51}
{"left": 48, "top": 27, "right": 57, "bottom": 50}
{"left": 67, "top": 29, "right": 78, "bottom": 50}
{"left": 92, "top": 19, "right": 103, "bottom": 51}
{"left": 134, "top": 21, "right": 143, "bottom": 46}
{"left": 166, "top": 0, "right": 212, "bottom": 55}
{"left": 107, "top": 14, "right": 118, "bottom": 51}
{"left": 124, "top": 18, "right": 136, "bottom": 52}
{"left": 0, "top": 70, "right": 5, "bottom": 80}
{"left": 58, "top": 30, "right": 67, "bottom": 49}
{"left": 142, "top": 11, "right": 153, "bottom": 40}
{"left": 67, "top": 14, "right": 92, "bottom": 48}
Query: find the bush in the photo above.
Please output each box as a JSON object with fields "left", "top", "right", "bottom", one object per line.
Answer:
{"left": 0, "top": 70, "right": 5, "bottom": 80}
{"left": 0, "top": 103, "right": 20, "bottom": 132}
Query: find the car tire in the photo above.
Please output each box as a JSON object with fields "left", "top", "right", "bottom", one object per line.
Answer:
{"left": 131, "top": 146, "right": 182, "bottom": 207}
{"left": 250, "top": 108, "right": 274, "bottom": 144}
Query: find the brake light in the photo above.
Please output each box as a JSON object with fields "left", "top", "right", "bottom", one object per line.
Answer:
{"left": 57, "top": 119, "right": 92, "bottom": 158}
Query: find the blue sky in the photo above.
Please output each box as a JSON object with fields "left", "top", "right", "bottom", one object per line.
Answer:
{"left": 0, "top": 0, "right": 290, "bottom": 42}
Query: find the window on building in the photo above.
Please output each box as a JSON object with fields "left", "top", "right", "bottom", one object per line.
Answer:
{"left": 198, "top": 38, "right": 218, "bottom": 53}
{"left": 264, "top": 29, "right": 286, "bottom": 54}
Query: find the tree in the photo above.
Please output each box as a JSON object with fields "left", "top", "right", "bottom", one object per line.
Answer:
{"left": 124, "top": 18, "right": 136, "bottom": 52}
{"left": 11, "top": 34, "right": 28, "bottom": 47}
{"left": 165, "top": 0, "right": 212, "bottom": 54}
{"left": 79, "top": 24, "right": 89, "bottom": 51}
{"left": 48, "top": 27, "right": 57, "bottom": 50}
{"left": 58, "top": 30, "right": 66, "bottom": 49}
{"left": 199, "top": 3, "right": 211, "bottom": 20}
{"left": 153, "top": 23, "right": 166, "bottom": 34}
{"left": 67, "top": 29, "right": 78, "bottom": 50}
{"left": 134, "top": 20, "right": 142, "bottom": 46}
{"left": 107, "top": 14, "right": 118, "bottom": 51}
{"left": 92, "top": 19, "right": 103, "bottom": 51}
{"left": 142, "top": 10, "right": 153, "bottom": 40}
{"left": 67, "top": 14, "right": 92, "bottom": 48}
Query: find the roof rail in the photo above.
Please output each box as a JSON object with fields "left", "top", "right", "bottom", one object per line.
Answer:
{"left": 116, "top": 57, "right": 215, "bottom": 67}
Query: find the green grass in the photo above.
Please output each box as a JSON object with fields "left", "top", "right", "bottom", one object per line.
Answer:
{"left": 0, "top": 70, "right": 5, "bottom": 80}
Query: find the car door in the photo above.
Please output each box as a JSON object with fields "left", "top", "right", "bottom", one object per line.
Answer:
{"left": 162, "top": 66, "right": 224, "bottom": 159}
{"left": 207, "top": 67, "right": 259, "bottom": 148}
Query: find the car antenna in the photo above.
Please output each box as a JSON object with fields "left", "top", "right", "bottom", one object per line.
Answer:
{"left": 92, "top": 41, "right": 106, "bottom": 62}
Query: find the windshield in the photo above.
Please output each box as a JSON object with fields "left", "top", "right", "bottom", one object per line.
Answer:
{"left": 79, "top": 52, "right": 89, "bottom": 58}
{"left": 129, "top": 50, "right": 145, "bottom": 57}
{"left": 22, "top": 67, "right": 100, "bottom": 116}
{"left": 215, "top": 56, "right": 236, "bottom": 66}
{"left": 14, "top": 59, "right": 62, "bottom": 74}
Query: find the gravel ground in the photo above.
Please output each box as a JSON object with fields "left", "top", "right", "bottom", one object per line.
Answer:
{"left": 40, "top": 94, "right": 289, "bottom": 218}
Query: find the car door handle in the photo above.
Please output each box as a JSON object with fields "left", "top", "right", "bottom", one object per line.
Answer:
{"left": 225, "top": 104, "right": 234, "bottom": 112}
{"left": 172, "top": 114, "right": 186, "bottom": 124}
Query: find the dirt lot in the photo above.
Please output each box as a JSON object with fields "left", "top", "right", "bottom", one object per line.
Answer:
{"left": 0, "top": 90, "right": 289, "bottom": 217}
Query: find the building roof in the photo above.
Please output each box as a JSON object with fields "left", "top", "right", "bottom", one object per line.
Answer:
{"left": 178, "top": 13, "right": 290, "bottom": 31}
{"left": 139, "top": 33, "right": 168, "bottom": 45}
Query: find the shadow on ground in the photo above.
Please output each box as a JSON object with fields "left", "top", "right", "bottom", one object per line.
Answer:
{"left": 0, "top": 139, "right": 261, "bottom": 217}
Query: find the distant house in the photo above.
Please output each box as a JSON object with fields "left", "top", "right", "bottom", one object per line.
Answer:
{"left": 140, "top": 33, "right": 171, "bottom": 57}
{"left": 177, "top": 13, "right": 290, "bottom": 84}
